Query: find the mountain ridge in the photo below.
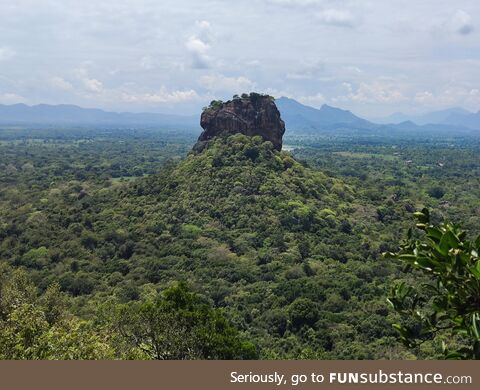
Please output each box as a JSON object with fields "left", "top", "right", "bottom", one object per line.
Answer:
{"left": 442, "top": 110, "right": 480, "bottom": 130}
{"left": 373, "top": 107, "right": 477, "bottom": 128}
{"left": 1, "top": 98, "right": 478, "bottom": 133}
{"left": 0, "top": 103, "right": 199, "bottom": 129}
{"left": 275, "top": 97, "right": 373, "bottom": 132}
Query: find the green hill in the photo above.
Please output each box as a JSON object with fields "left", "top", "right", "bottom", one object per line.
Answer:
{"left": 0, "top": 134, "right": 407, "bottom": 358}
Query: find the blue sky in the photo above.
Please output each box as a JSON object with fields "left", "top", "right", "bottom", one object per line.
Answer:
{"left": 0, "top": 0, "right": 479, "bottom": 117}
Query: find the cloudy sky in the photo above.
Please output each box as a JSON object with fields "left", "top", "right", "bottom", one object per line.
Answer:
{"left": 0, "top": 0, "right": 479, "bottom": 117}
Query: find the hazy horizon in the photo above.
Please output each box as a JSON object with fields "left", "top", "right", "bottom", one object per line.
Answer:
{"left": 1, "top": 0, "right": 479, "bottom": 117}
{"left": 0, "top": 96, "right": 477, "bottom": 124}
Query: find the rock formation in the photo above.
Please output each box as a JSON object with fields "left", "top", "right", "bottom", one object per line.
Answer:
{"left": 193, "top": 93, "right": 285, "bottom": 152}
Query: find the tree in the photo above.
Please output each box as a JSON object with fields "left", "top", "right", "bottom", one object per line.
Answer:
{"left": 427, "top": 186, "right": 446, "bottom": 199}
{"left": 385, "top": 208, "right": 480, "bottom": 359}
{"left": 288, "top": 298, "right": 319, "bottom": 330}
{"left": 0, "top": 268, "right": 113, "bottom": 359}
{"left": 104, "top": 283, "right": 257, "bottom": 359}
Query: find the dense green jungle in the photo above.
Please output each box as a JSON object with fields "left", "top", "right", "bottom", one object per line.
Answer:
{"left": 1, "top": 126, "right": 479, "bottom": 359}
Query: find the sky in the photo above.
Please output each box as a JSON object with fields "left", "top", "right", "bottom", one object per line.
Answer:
{"left": 0, "top": 0, "right": 479, "bottom": 118}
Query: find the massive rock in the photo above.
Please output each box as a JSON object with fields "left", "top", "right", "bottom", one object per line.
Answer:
{"left": 194, "top": 93, "right": 286, "bottom": 152}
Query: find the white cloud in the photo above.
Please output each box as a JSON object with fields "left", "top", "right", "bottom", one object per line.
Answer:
{"left": 450, "top": 10, "right": 474, "bottom": 35}
{"left": 287, "top": 61, "right": 326, "bottom": 80}
{"left": 120, "top": 88, "right": 199, "bottom": 104}
{"left": 50, "top": 77, "right": 74, "bottom": 91}
{"left": 266, "top": 0, "right": 324, "bottom": 8}
{"left": 50, "top": 64, "right": 199, "bottom": 106}
{"left": 337, "top": 80, "right": 407, "bottom": 103}
{"left": 196, "top": 20, "right": 211, "bottom": 29}
{"left": 343, "top": 66, "right": 362, "bottom": 74}
{"left": 185, "top": 36, "right": 211, "bottom": 69}
{"left": 297, "top": 93, "right": 326, "bottom": 107}
{"left": 0, "top": 93, "right": 26, "bottom": 104}
{"left": 413, "top": 91, "right": 435, "bottom": 104}
{"left": 0, "top": 46, "right": 16, "bottom": 62}
{"left": 316, "top": 9, "right": 357, "bottom": 28}
{"left": 185, "top": 20, "right": 213, "bottom": 69}
{"left": 74, "top": 67, "right": 104, "bottom": 93}
{"left": 84, "top": 78, "right": 103, "bottom": 93}
{"left": 195, "top": 20, "right": 212, "bottom": 42}
{"left": 199, "top": 74, "right": 255, "bottom": 93}
{"left": 414, "top": 87, "right": 480, "bottom": 109}
{"left": 246, "top": 59, "right": 261, "bottom": 67}
{"left": 140, "top": 56, "right": 155, "bottom": 70}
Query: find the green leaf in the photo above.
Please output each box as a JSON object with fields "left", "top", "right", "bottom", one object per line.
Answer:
{"left": 392, "top": 323, "right": 409, "bottom": 339}
{"left": 433, "top": 243, "right": 448, "bottom": 257}
{"left": 415, "top": 257, "right": 436, "bottom": 271}
{"left": 468, "top": 261, "right": 480, "bottom": 279}
{"left": 452, "top": 326, "right": 468, "bottom": 336}
{"left": 421, "top": 283, "right": 439, "bottom": 294}
{"left": 472, "top": 314, "right": 480, "bottom": 340}
{"left": 426, "top": 227, "right": 442, "bottom": 242}
{"left": 386, "top": 298, "right": 395, "bottom": 309}
{"left": 414, "top": 209, "right": 430, "bottom": 224}
{"left": 445, "top": 352, "right": 464, "bottom": 360}
{"left": 439, "top": 231, "right": 460, "bottom": 252}
{"left": 398, "top": 254, "right": 418, "bottom": 262}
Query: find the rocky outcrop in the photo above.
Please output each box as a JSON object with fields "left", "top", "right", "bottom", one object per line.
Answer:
{"left": 194, "top": 93, "right": 285, "bottom": 152}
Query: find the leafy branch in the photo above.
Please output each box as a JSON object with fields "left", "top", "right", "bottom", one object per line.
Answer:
{"left": 384, "top": 208, "right": 480, "bottom": 359}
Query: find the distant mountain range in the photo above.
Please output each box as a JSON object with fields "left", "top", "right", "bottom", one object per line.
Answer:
{"left": 1, "top": 99, "right": 479, "bottom": 134}
{"left": 0, "top": 103, "right": 199, "bottom": 129}
{"left": 275, "top": 97, "right": 373, "bottom": 131}
{"left": 275, "top": 97, "right": 480, "bottom": 134}
{"left": 442, "top": 110, "right": 480, "bottom": 129}
{"left": 373, "top": 107, "right": 480, "bottom": 129}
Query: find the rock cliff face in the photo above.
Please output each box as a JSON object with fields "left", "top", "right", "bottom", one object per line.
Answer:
{"left": 194, "top": 93, "right": 285, "bottom": 152}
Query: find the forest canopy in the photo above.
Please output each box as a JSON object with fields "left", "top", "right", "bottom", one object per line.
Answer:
{"left": 1, "top": 127, "right": 479, "bottom": 359}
